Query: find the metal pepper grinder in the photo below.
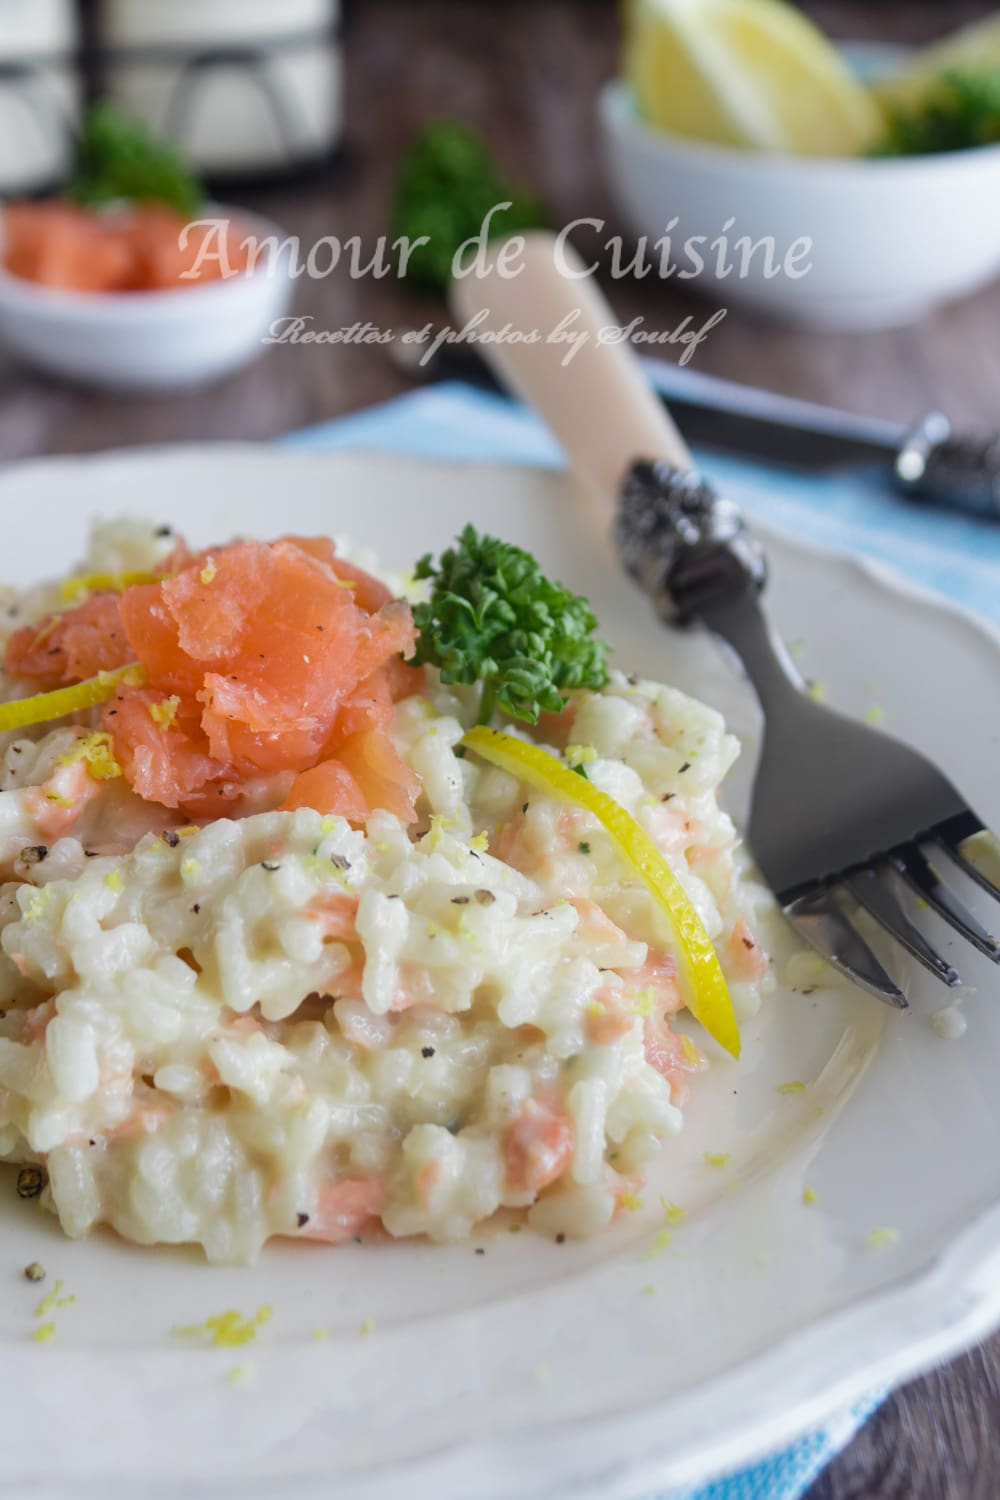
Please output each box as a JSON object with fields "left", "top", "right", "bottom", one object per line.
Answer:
{"left": 0, "top": 0, "right": 80, "bottom": 195}
{"left": 95, "top": 0, "right": 345, "bottom": 185}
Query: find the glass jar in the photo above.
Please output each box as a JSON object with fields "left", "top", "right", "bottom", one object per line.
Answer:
{"left": 0, "top": 0, "right": 79, "bottom": 194}
{"left": 96, "top": 0, "right": 343, "bottom": 182}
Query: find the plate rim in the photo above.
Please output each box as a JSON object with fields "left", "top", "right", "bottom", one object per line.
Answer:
{"left": 1, "top": 441, "right": 998, "bottom": 1499}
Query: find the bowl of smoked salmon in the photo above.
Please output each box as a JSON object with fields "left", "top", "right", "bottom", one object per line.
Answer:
{"left": 0, "top": 198, "right": 293, "bottom": 390}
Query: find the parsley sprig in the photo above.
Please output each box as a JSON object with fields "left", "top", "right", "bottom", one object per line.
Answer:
{"left": 412, "top": 527, "right": 610, "bottom": 726}
{"left": 873, "top": 70, "right": 1000, "bottom": 157}
{"left": 67, "top": 103, "right": 204, "bottom": 219}
{"left": 390, "top": 122, "right": 547, "bottom": 291}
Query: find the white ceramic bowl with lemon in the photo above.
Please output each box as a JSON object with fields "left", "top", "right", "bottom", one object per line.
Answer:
{"left": 600, "top": 0, "right": 1000, "bottom": 330}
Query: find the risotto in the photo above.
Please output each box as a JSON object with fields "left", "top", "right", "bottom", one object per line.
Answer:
{"left": 0, "top": 521, "right": 771, "bottom": 1262}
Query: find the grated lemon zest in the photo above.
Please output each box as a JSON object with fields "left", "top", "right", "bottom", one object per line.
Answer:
{"left": 631, "top": 993, "right": 654, "bottom": 1017}
{"left": 26, "top": 887, "right": 53, "bottom": 923}
{"left": 661, "top": 1198, "right": 687, "bottom": 1224}
{"left": 227, "top": 1362, "right": 256, "bottom": 1386}
{"left": 777, "top": 1080, "right": 807, "bottom": 1095}
{"left": 104, "top": 870, "right": 123, "bottom": 892}
{"left": 456, "top": 915, "right": 480, "bottom": 947}
{"left": 803, "top": 1186, "right": 819, "bottom": 1206}
{"left": 423, "top": 813, "right": 457, "bottom": 854}
{"left": 149, "top": 696, "right": 180, "bottom": 729}
{"left": 469, "top": 830, "right": 489, "bottom": 854}
{"left": 863, "top": 704, "right": 885, "bottom": 726}
{"left": 56, "top": 731, "right": 122, "bottom": 781}
{"left": 32, "top": 1322, "right": 56, "bottom": 1344}
{"left": 643, "top": 1283, "right": 658, "bottom": 1297}
{"left": 359, "top": 1318, "right": 375, "bottom": 1338}
{"left": 565, "top": 744, "right": 598, "bottom": 768}
{"left": 173, "top": 1307, "right": 270, "bottom": 1348}
{"left": 866, "top": 1227, "right": 899, "bottom": 1252}
{"left": 620, "top": 1192, "right": 644, "bottom": 1212}
{"left": 199, "top": 560, "right": 217, "bottom": 586}
{"left": 181, "top": 858, "right": 201, "bottom": 881}
{"left": 703, "top": 1152, "right": 731, "bottom": 1168}
{"left": 35, "top": 1280, "right": 64, "bottom": 1318}
{"left": 680, "top": 1034, "right": 702, "bottom": 1066}
{"left": 44, "top": 791, "right": 74, "bottom": 807}
{"left": 644, "top": 1230, "right": 672, "bottom": 1260}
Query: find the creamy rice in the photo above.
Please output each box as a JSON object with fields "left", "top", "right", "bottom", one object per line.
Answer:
{"left": 0, "top": 524, "right": 772, "bottom": 1262}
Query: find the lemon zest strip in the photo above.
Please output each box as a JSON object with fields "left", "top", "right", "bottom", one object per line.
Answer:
{"left": 462, "top": 726, "right": 740, "bottom": 1057}
{"left": 59, "top": 571, "right": 162, "bottom": 602}
{"left": 0, "top": 664, "right": 146, "bottom": 734}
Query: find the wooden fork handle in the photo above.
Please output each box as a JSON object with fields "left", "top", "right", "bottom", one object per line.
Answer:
{"left": 449, "top": 231, "right": 693, "bottom": 541}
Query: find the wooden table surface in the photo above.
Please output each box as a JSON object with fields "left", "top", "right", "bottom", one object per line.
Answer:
{"left": 2, "top": 3, "right": 999, "bottom": 1495}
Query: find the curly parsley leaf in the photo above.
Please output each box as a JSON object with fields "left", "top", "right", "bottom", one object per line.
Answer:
{"left": 390, "top": 121, "right": 548, "bottom": 291}
{"left": 67, "top": 103, "right": 204, "bottom": 219}
{"left": 872, "top": 69, "right": 1000, "bottom": 156}
{"left": 412, "top": 526, "right": 610, "bottom": 726}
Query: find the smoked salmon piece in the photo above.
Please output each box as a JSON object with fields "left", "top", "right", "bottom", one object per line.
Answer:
{"left": 335, "top": 730, "right": 421, "bottom": 826}
{"left": 4, "top": 592, "right": 130, "bottom": 688}
{"left": 7, "top": 535, "right": 421, "bottom": 825}
{"left": 2, "top": 201, "right": 133, "bottom": 293}
{"left": 297, "top": 1177, "right": 387, "bottom": 1245}
{"left": 105, "top": 687, "right": 222, "bottom": 809}
{"left": 282, "top": 759, "right": 370, "bottom": 822}
{"left": 124, "top": 205, "right": 250, "bottom": 290}
{"left": 2, "top": 201, "right": 251, "bottom": 294}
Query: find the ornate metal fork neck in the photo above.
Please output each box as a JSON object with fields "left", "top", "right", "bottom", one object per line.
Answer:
{"left": 616, "top": 461, "right": 767, "bottom": 625}
{"left": 614, "top": 456, "right": 1000, "bottom": 1006}
{"left": 616, "top": 460, "right": 807, "bottom": 711}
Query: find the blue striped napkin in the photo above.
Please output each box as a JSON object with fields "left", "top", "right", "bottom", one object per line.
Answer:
{"left": 280, "top": 365, "right": 996, "bottom": 1498}
{"left": 284, "top": 376, "right": 1000, "bottom": 627}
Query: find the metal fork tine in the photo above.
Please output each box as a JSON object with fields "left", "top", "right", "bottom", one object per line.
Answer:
{"left": 784, "top": 887, "right": 907, "bottom": 1009}
{"left": 891, "top": 845, "right": 1000, "bottom": 963}
{"left": 935, "top": 825, "right": 1000, "bottom": 907}
{"left": 846, "top": 868, "right": 960, "bottom": 988}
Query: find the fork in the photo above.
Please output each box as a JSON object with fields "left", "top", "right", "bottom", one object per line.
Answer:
{"left": 452, "top": 234, "right": 1000, "bottom": 1004}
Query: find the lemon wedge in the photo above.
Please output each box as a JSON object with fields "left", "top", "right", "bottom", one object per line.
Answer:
{"left": 462, "top": 725, "right": 740, "bottom": 1057}
{"left": 873, "top": 13, "right": 1000, "bottom": 112}
{"left": 625, "top": 0, "right": 883, "bottom": 156}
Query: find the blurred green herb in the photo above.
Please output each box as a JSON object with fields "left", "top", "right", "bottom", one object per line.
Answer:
{"left": 390, "top": 121, "right": 548, "bottom": 291}
{"left": 873, "top": 70, "right": 1000, "bottom": 156}
{"left": 67, "top": 103, "right": 204, "bottom": 218}
{"left": 413, "top": 526, "right": 610, "bottom": 726}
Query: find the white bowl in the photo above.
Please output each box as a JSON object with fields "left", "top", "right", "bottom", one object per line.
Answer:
{"left": 598, "top": 73, "right": 1000, "bottom": 330}
{"left": 0, "top": 206, "right": 293, "bottom": 389}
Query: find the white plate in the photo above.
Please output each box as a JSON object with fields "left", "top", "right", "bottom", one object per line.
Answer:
{"left": 1, "top": 446, "right": 999, "bottom": 1500}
